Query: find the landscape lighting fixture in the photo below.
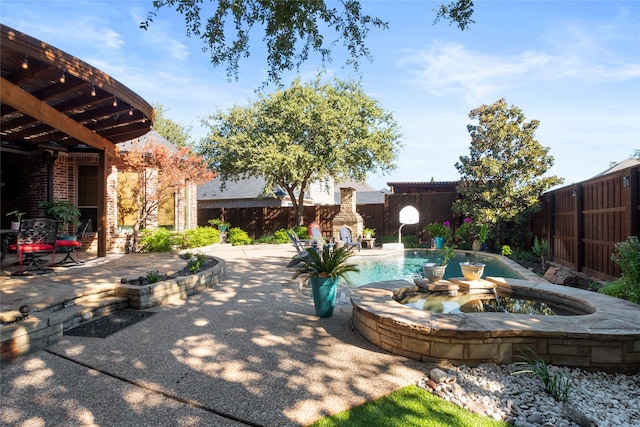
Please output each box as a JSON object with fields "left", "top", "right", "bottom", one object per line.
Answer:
{"left": 22, "top": 55, "right": 28, "bottom": 69}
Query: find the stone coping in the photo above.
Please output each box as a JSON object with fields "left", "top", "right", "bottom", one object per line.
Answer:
{"left": 351, "top": 278, "right": 640, "bottom": 372}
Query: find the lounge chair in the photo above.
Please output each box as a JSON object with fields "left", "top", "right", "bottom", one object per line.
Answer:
{"left": 310, "top": 227, "right": 335, "bottom": 250}
{"left": 286, "top": 229, "right": 313, "bottom": 267}
{"left": 340, "top": 226, "right": 361, "bottom": 252}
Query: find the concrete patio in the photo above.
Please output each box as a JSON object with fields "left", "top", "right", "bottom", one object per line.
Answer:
{"left": 1, "top": 245, "right": 427, "bottom": 426}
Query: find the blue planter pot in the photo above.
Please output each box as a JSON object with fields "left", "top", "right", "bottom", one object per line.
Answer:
{"left": 310, "top": 276, "right": 338, "bottom": 317}
{"left": 434, "top": 237, "right": 445, "bottom": 250}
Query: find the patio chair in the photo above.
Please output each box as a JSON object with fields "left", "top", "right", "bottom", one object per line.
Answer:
{"left": 55, "top": 219, "right": 91, "bottom": 266}
{"left": 286, "top": 229, "right": 313, "bottom": 267}
{"left": 340, "top": 226, "right": 361, "bottom": 252}
{"left": 310, "top": 227, "right": 335, "bottom": 250}
{"left": 9, "top": 218, "right": 58, "bottom": 275}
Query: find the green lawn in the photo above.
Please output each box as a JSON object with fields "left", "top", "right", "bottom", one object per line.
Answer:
{"left": 308, "top": 385, "right": 508, "bottom": 427}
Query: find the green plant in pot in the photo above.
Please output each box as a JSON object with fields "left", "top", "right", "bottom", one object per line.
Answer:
{"left": 40, "top": 200, "right": 81, "bottom": 237}
{"left": 6, "top": 210, "right": 26, "bottom": 231}
{"left": 363, "top": 228, "right": 376, "bottom": 239}
{"left": 292, "top": 246, "right": 359, "bottom": 317}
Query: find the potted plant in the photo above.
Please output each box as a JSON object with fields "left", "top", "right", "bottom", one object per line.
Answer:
{"left": 472, "top": 224, "right": 489, "bottom": 251}
{"left": 425, "top": 221, "right": 451, "bottom": 249}
{"left": 40, "top": 200, "right": 81, "bottom": 237}
{"left": 6, "top": 210, "right": 26, "bottom": 231}
{"left": 363, "top": 228, "right": 376, "bottom": 239}
{"left": 292, "top": 246, "right": 359, "bottom": 317}
{"left": 422, "top": 245, "right": 456, "bottom": 283}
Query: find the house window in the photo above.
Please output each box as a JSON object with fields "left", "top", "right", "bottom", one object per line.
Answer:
{"left": 77, "top": 165, "right": 98, "bottom": 230}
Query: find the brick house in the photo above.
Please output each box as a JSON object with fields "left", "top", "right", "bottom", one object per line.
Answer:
{"left": 1, "top": 24, "right": 156, "bottom": 256}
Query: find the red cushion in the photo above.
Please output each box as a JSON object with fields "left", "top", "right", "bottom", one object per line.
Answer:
{"left": 12, "top": 243, "right": 54, "bottom": 252}
{"left": 56, "top": 240, "right": 82, "bottom": 248}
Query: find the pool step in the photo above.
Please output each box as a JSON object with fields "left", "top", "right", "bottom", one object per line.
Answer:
{"left": 449, "top": 277, "right": 496, "bottom": 293}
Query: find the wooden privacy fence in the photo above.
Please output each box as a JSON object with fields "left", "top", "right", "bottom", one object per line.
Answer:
{"left": 198, "top": 192, "right": 458, "bottom": 240}
{"left": 198, "top": 167, "right": 639, "bottom": 281}
{"left": 532, "top": 165, "right": 639, "bottom": 280}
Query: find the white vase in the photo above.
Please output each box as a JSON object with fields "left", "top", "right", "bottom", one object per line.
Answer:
{"left": 422, "top": 264, "right": 447, "bottom": 283}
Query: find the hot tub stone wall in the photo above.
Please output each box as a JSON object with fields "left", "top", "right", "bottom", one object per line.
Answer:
{"left": 351, "top": 279, "right": 640, "bottom": 373}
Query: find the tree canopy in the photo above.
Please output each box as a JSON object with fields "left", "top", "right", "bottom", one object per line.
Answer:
{"left": 152, "top": 103, "right": 193, "bottom": 148}
{"left": 198, "top": 76, "right": 402, "bottom": 224}
{"left": 453, "top": 98, "right": 563, "bottom": 246}
{"left": 142, "top": 1, "right": 475, "bottom": 83}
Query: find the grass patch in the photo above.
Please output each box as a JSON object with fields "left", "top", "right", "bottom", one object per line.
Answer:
{"left": 308, "top": 385, "right": 507, "bottom": 427}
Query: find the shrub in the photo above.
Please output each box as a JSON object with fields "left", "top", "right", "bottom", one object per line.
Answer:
{"left": 139, "top": 228, "right": 176, "bottom": 252}
{"left": 532, "top": 236, "right": 549, "bottom": 270}
{"left": 293, "top": 226, "right": 308, "bottom": 239}
{"left": 273, "top": 229, "right": 290, "bottom": 244}
{"left": 510, "top": 248, "right": 536, "bottom": 263}
{"left": 146, "top": 270, "right": 161, "bottom": 283}
{"left": 178, "top": 226, "right": 220, "bottom": 249}
{"left": 227, "top": 227, "right": 252, "bottom": 246}
{"left": 501, "top": 245, "right": 513, "bottom": 257}
{"left": 187, "top": 253, "right": 209, "bottom": 272}
{"left": 599, "top": 236, "right": 640, "bottom": 304}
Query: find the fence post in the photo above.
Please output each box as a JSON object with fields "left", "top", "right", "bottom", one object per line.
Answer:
{"left": 628, "top": 166, "right": 639, "bottom": 238}
{"left": 546, "top": 192, "right": 554, "bottom": 262}
{"left": 575, "top": 184, "right": 584, "bottom": 272}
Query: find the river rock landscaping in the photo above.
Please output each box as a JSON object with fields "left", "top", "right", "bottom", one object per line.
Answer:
{"left": 418, "top": 363, "right": 640, "bottom": 427}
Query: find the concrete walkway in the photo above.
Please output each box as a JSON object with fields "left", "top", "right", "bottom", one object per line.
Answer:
{"left": 1, "top": 245, "right": 427, "bottom": 426}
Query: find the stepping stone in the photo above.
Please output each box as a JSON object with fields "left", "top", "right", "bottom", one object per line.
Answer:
{"left": 414, "top": 279, "right": 459, "bottom": 293}
{"left": 449, "top": 277, "right": 497, "bottom": 292}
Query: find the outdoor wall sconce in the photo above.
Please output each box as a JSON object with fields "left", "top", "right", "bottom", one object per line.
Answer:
{"left": 19, "top": 304, "right": 31, "bottom": 319}
{"left": 571, "top": 189, "right": 576, "bottom": 197}
{"left": 623, "top": 176, "right": 630, "bottom": 187}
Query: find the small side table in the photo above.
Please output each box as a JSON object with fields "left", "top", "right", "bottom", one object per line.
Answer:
{"left": 360, "top": 237, "right": 376, "bottom": 249}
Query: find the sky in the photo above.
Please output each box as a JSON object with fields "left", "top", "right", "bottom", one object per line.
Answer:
{"left": 2, "top": 1, "right": 639, "bottom": 191}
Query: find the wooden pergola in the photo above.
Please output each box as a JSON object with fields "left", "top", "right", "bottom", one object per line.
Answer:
{"left": 1, "top": 24, "right": 154, "bottom": 256}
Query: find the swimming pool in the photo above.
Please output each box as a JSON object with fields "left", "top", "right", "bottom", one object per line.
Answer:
{"left": 343, "top": 250, "right": 521, "bottom": 287}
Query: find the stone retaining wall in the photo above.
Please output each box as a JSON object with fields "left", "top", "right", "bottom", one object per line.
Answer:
{"left": 351, "top": 279, "right": 640, "bottom": 373}
{"left": 116, "top": 258, "right": 226, "bottom": 309}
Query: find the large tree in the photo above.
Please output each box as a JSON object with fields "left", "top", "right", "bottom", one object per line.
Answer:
{"left": 142, "top": 1, "right": 474, "bottom": 82}
{"left": 453, "top": 98, "right": 563, "bottom": 246}
{"left": 198, "top": 76, "right": 402, "bottom": 225}
{"left": 152, "top": 103, "right": 193, "bottom": 148}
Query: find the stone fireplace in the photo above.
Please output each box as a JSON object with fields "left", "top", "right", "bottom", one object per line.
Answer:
{"left": 332, "top": 187, "right": 363, "bottom": 240}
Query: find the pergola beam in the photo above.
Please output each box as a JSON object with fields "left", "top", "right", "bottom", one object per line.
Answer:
{"left": 0, "top": 76, "right": 115, "bottom": 156}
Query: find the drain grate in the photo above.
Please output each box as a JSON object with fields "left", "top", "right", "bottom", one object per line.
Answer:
{"left": 64, "top": 309, "right": 156, "bottom": 338}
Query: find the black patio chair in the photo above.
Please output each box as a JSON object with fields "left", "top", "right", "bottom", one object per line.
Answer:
{"left": 55, "top": 219, "right": 91, "bottom": 266}
{"left": 9, "top": 218, "right": 58, "bottom": 275}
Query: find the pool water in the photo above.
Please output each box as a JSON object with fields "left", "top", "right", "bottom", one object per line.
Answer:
{"left": 343, "top": 250, "right": 520, "bottom": 287}
{"left": 395, "top": 292, "right": 579, "bottom": 316}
